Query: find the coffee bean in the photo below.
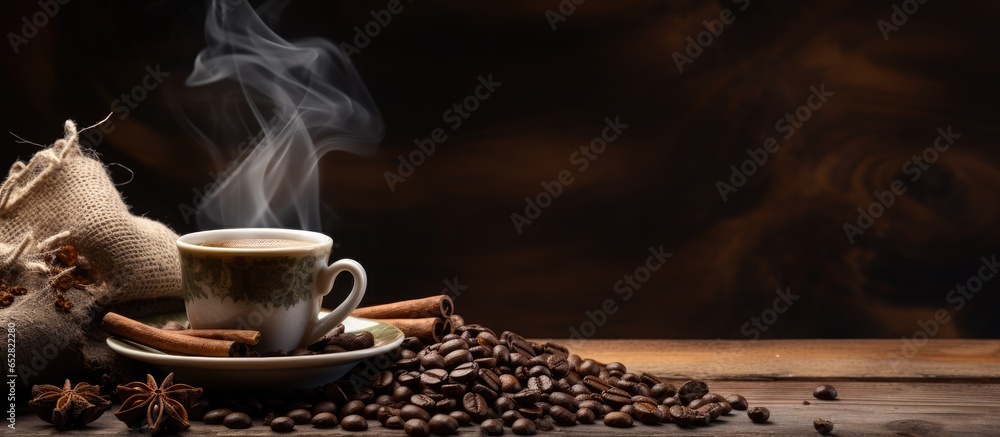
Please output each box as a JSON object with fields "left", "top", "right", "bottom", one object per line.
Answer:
{"left": 576, "top": 407, "right": 595, "bottom": 424}
{"left": 287, "top": 408, "right": 312, "bottom": 424}
{"left": 527, "top": 375, "right": 555, "bottom": 393}
{"left": 632, "top": 402, "right": 662, "bottom": 424}
{"left": 341, "top": 414, "right": 368, "bottom": 431}
{"left": 428, "top": 413, "right": 459, "bottom": 435}
{"left": 717, "top": 401, "right": 733, "bottom": 415}
{"left": 512, "top": 389, "right": 541, "bottom": 406}
{"left": 578, "top": 359, "right": 601, "bottom": 376}
{"left": 363, "top": 402, "right": 381, "bottom": 419}
{"left": 324, "top": 382, "right": 348, "bottom": 404}
{"left": 640, "top": 372, "right": 663, "bottom": 386}
{"left": 421, "top": 368, "right": 450, "bottom": 388}
{"left": 534, "top": 417, "right": 555, "bottom": 432}
{"left": 312, "top": 400, "right": 338, "bottom": 416}
{"left": 444, "top": 349, "right": 474, "bottom": 368}
{"left": 203, "top": 408, "right": 232, "bottom": 425}
{"left": 548, "top": 392, "right": 578, "bottom": 411}
{"left": 310, "top": 412, "right": 337, "bottom": 428}
{"left": 631, "top": 395, "right": 658, "bottom": 405}
{"left": 411, "top": 394, "right": 436, "bottom": 409}
{"left": 688, "top": 398, "right": 708, "bottom": 409}
{"left": 518, "top": 405, "right": 544, "bottom": 420}
{"left": 695, "top": 402, "right": 722, "bottom": 421}
{"left": 678, "top": 380, "right": 710, "bottom": 405}
{"left": 436, "top": 398, "right": 457, "bottom": 414}
{"left": 377, "top": 406, "right": 401, "bottom": 424}
{"left": 223, "top": 412, "right": 252, "bottom": 429}
{"left": 472, "top": 382, "right": 500, "bottom": 402}
{"left": 440, "top": 338, "right": 470, "bottom": 356}
{"left": 372, "top": 370, "right": 395, "bottom": 390}
{"left": 661, "top": 396, "right": 681, "bottom": 407}
{"left": 481, "top": 418, "right": 505, "bottom": 436}
{"left": 669, "top": 405, "right": 694, "bottom": 426}
{"left": 657, "top": 404, "right": 672, "bottom": 423}
{"left": 527, "top": 365, "right": 552, "bottom": 378}
{"left": 651, "top": 383, "right": 677, "bottom": 400}
{"left": 341, "top": 400, "right": 366, "bottom": 417}
{"left": 289, "top": 347, "right": 314, "bottom": 356}
{"left": 449, "top": 410, "right": 471, "bottom": 426}
{"left": 441, "top": 383, "right": 467, "bottom": 397}
{"left": 747, "top": 406, "right": 770, "bottom": 423}
{"left": 401, "top": 404, "right": 431, "bottom": 422}
{"left": 501, "top": 409, "right": 523, "bottom": 426}
{"left": 813, "top": 384, "right": 838, "bottom": 400}
{"left": 462, "top": 392, "right": 490, "bottom": 420}
{"left": 578, "top": 399, "right": 603, "bottom": 415}
{"left": 703, "top": 393, "right": 727, "bottom": 403}
{"left": 270, "top": 416, "right": 295, "bottom": 432}
{"left": 477, "top": 332, "right": 500, "bottom": 348}
{"left": 726, "top": 394, "right": 748, "bottom": 410}
{"left": 397, "top": 356, "right": 421, "bottom": 371}
{"left": 691, "top": 409, "right": 711, "bottom": 426}
{"left": 495, "top": 396, "right": 517, "bottom": 412}
{"left": 385, "top": 415, "right": 406, "bottom": 429}
{"left": 469, "top": 345, "right": 493, "bottom": 360}
{"left": 603, "top": 411, "right": 633, "bottom": 428}
{"left": 404, "top": 418, "right": 431, "bottom": 437}
{"left": 619, "top": 404, "right": 635, "bottom": 418}
{"left": 421, "top": 352, "right": 446, "bottom": 369}
{"left": 606, "top": 362, "right": 627, "bottom": 374}
{"left": 601, "top": 387, "right": 632, "bottom": 407}
{"left": 583, "top": 375, "right": 611, "bottom": 392}
{"left": 479, "top": 368, "right": 502, "bottom": 392}
{"left": 499, "top": 374, "right": 522, "bottom": 393}
{"left": 549, "top": 405, "right": 576, "bottom": 426}
{"left": 814, "top": 418, "right": 834, "bottom": 435}
{"left": 511, "top": 418, "right": 536, "bottom": 435}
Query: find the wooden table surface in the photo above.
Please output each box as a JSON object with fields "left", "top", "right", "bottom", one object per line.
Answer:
{"left": 12, "top": 339, "right": 1000, "bottom": 436}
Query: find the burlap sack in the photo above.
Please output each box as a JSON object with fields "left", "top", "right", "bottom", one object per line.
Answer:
{"left": 0, "top": 120, "right": 183, "bottom": 389}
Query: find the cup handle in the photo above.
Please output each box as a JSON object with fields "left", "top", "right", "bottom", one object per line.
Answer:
{"left": 305, "top": 259, "right": 367, "bottom": 346}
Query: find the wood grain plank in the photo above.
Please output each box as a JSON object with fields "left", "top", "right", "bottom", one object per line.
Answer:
{"left": 535, "top": 339, "right": 1000, "bottom": 381}
{"left": 13, "top": 381, "right": 1000, "bottom": 435}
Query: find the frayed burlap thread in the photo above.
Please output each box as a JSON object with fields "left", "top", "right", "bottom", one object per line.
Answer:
{"left": 0, "top": 120, "right": 183, "bottom": 388}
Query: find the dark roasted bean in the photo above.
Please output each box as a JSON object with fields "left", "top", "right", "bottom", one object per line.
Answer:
{"left": 576, "top": 407, "right": 595, "bottom": 424}
{"left": 651, "top": 383, "right": 677, "bottom": 400}
{"left": 549, "top": 405, "right": 577, "bottom": 426}
{"left": 312, "top": 400, "right": 338, "bottom": 416}
{"left": 703, "top": 393, "right": 726, "bottom": 403}
{"left": 548, "top": 392, "right": 578, "bottom": 411}
{"left": 688, "top": 398, "right": 707, "bottom": 409}
{"left": 678, "top": 380, "right": 710, "bottom": 405}
{"left": 662, "top": 396, "right": 681, "bottom": 407}
{"left": 813, "top": 384, "right": 838, "bottom": 400}
{"left": 404, "top": 418, "right": 431, "bottom": 437}
{"left": 474, "top": 357, "right": 498, "bottom": 368}
{"left": 449, "top": 362, "right": 479, "bottom": 383}
{"left": 270, "top": 416, "right": 295, "bottom": 432}
{"left": 747, "top": 406, "right": 770, "bottom": 423}
{"left": 480, "top": 418, "right": 504, "bottom": 436}
{"left": 421, "top": 352, "right": 445, "bottom": 369}
{"left": 631, "top": 395, "right": 658, "bottom": 405}
{"left": 601, "top": 387, "right": 632, "bottom": 407}
{"left": 495, "top": 396, "right": 517, "bottom": 412}
{"left": 500, "top": 374, "right": 521, "bottom": 393}
{"left": 669, "top": 405, "right": 694, "bottom": 426}
{"left": 401, "top": 405, "right": 431, "bottom": 422}
{"left": 814, "top": 418, "right": 834, "bottom": 435}
{"left": 203, "top": 408, "right": 232, "bottom": 425}
{"left": 449, "top": 410, "right": 471, "bottom": 426}
{"left": 223, "top": 412, "right": 252, "bottom": 429}
{"left": 512, "top": 389, "right": 541, "bottom": 406}
{"left": 633, "top": 402, "right": 662, "bottom": 424}
{"left": 501, "top": 410, "right": 524, "bottom": 426}
{"left": 726, "top": 394, "right": 748, "bottom": 410}
{"left": 428, "top": 413, "right": 459, "bottom": 435}
{"left": 478, "top": 368, "right": 502, "bottom": 392}
{"left": 377, "top": 406, "right": 400, "bottom": 424}
{"left": 603, "top": 411, "right": 633, "bottom": 428}
{"left": 444, "top": 349, "right": 473, "bottom": 368}
{"left": 439, "top": 338, "right": 469, "bottom": 356}
{"left": 518, "top": 404, "right": 544, "bottom": 420}
{"left": 477, "top": 332, "right": 500, "bottom": 348}
{"left": 393, "top": 386, "right": 415, "bottom": 402}
{"left": 363, "top": 403, "right": 381, "bottom": 420}
{"left": 534, "top": 417, "right": 555, "bottom": 431}
{"left": 546, "top": 355, "right": 570, "bottom": 378}
{"left": 657, "top": 404, "right": 672, "bottom": 423}
{"left": 511, "top": 418, "right": 536, "bottom": 435}
{"left": 341, "top": 414, "right": 368, "bottom": 431}
{"left": 385, "top": 415, "right": 406, "bottom": 429}
{"left": 341, "top": 400, "right": 366, "bottom": 418}
{"left": 440, "top": 383, "right": 467, "bottom": 397}
{"left": 411, "top": 394, "right": 436, "bottom": 409}
{"left": 435, "top": 398, "right": 457, "bottom": 414}
{"left": 469, "top": 345, "right": 493, "bottom": 359}
{"left": 472, "top": 383, "right": 499, "bottom": 402}
{"left": 462, "top": 392, "right": 490, "bottom": 421}
{"left": 287, "top": 408, "right": 312, "bottom": 424}
{"left": 311, "top": 412, "right": 337, "bottom": 428}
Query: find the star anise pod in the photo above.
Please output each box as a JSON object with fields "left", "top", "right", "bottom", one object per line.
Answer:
{"left": 114, "top": 373, "right": 203, "bottom": 435}
{"left": 28, "top": 379, "right": 112, "bottom": 430}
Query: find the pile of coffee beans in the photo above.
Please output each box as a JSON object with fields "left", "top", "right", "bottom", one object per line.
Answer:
{"left": 196, "top": 323, "right": 774, "bottom": 434}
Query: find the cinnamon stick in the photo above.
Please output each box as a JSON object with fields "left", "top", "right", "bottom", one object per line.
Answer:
{"left": 375, "top": 317, "right": 452, "bottom": 343}
{"left": 102, "top": 312, "right": 249, "bottom": 357}
{"left": 171, "top": 329, "right": 260, "bottom": 345}
{"left": 351, "top": 295, "right": 454, "bottom": 320}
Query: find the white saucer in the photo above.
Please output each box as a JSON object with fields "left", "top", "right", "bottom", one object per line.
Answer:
{"left": 106, "top": 313, "right": 404, "bottom": 388}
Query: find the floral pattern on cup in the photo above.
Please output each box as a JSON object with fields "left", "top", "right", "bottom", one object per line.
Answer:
{"left": 181, "top": 252, "right": 321, "bottom": 310}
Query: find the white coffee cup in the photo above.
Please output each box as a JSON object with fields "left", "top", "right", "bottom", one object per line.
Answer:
{"left": 176, "top": 228, "right": 366, "bottom": 352}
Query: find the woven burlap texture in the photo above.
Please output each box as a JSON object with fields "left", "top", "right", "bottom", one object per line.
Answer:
{"left": 0, "top": 120, "right": 182, "bottom": 387}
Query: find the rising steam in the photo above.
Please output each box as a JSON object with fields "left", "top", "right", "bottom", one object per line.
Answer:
{"left": 186, "top": 0, "right": 384, "bottom": 230}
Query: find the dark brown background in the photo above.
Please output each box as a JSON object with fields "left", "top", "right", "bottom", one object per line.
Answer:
{"left": 2, "top": 0, "right": 998, "bottom": 339}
